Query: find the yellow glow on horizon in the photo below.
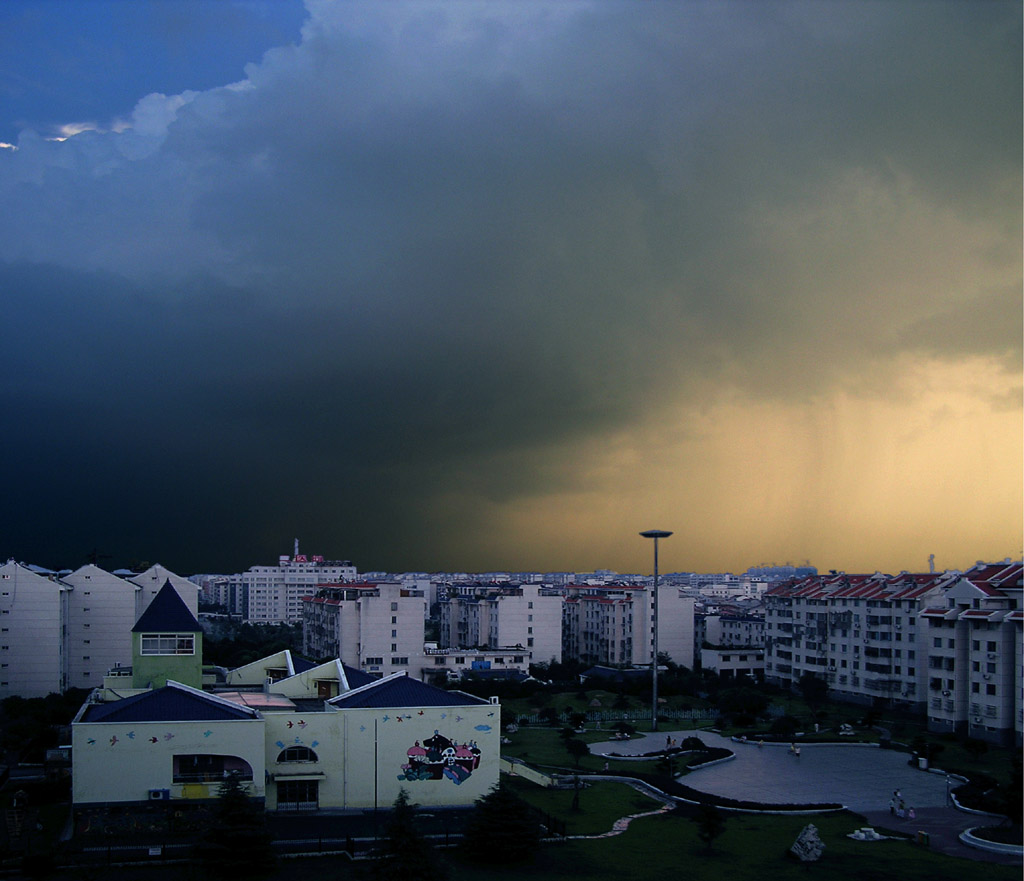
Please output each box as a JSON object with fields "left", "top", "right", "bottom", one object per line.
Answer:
{"left": 437, "top": 356, "right": 1022, "bottom": 575}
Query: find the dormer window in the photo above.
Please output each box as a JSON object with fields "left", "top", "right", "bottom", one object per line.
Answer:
{"left": 140, "top": 633, "right": 195, "bottom": 655}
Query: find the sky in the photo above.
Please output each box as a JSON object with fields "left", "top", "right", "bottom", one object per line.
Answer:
{"left": 0, "top": 0, "right": 1020, "bottom": 577}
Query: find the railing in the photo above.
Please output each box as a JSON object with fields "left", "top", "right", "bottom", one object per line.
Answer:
{"left": 511, "top": 708, "right": 719, "bottom": 725}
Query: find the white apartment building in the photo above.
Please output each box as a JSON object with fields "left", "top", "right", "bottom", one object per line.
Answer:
{"left": 127, "top": 564, "right": 199, "bottom": 619}
{"left": 698, "top": 613, "right": 765, "bottom": 678}
{"left": 765, "top": 571, "right": 954, "bottom": 711}
{"left": 242, "top": 553, "right": 357, "bottom": 624}
{"left": 0, "top": 559, "right": 198, "bottom": 698}
{"left": 302, "top": 583, "right": 427, "bottom": 679}
{"left": 0, "top": 561, "right": 64, "bottom": 698}
{"left": 921, "top": 562, "right": 1022, "bottom": 746}
{"left": 421, "top": 647, "right": 532, "bottom": 686}
{"left": 62, "top": 564, "right": 143, "bottom": 691}
{"left": 437, "top": 585, "right": 562, "bottom": 665}
{"left": 561, "top": 584, "right": 694, "bottom": 669}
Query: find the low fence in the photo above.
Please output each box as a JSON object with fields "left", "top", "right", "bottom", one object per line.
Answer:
{"left": 513, "top": 708, "right": 719, "bottom": 726}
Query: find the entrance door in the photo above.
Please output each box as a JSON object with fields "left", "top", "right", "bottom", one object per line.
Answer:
{"left": 277, "top": 779, "right": 319, "bottom": 811}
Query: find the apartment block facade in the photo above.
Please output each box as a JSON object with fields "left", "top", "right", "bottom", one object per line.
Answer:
{"left": 302, "top": 583, "right": 427, "bottom": 679}
{"left": 561, "top": 584, "right": 695, "bottom": 669}
{"left": 921, "top": 563, "right": 1022, "bottom": 745}
{"left": 243, "top": 553, "right": 357, "bottom": 624}
{"left": 698, "top": 613, "right": 765, "bottom": 678}
{"left": 0, "top": 559, "right": 198, "bottom": 698}
{"left": 437, "top": 584, "right": 562, "bottom": 665}
{"left": 764, "top": 562, "right": 1022, "bottom": 744}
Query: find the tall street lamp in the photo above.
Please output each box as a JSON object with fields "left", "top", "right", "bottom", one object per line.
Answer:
{"left": 640, "top": 529, "right": 672, "bottom": 733}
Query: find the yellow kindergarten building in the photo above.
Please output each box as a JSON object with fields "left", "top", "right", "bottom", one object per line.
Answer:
{"left": 71, "top": 582, "right": 499, "bottom": 813}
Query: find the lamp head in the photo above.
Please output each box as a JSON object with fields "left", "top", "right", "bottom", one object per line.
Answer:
{"left": 640, "top": 530, "right": 673, "bottom": 540}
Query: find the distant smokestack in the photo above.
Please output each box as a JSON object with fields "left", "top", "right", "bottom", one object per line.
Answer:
{"left": 928, "top": 554, "right": 935, "bottom": 574}
{"left": 294, "top": 538, "right": 300, "bottom": 557}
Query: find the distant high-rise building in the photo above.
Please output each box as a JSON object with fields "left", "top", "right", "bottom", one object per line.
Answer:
{"left": 241, "top": 552, "right": 357, "bottom": 624}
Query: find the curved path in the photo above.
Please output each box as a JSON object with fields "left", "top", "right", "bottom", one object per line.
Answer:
{"left": 592, "top": 730, "right": 948, "bottom": 812}
{"left": 587, "top": 730, "right": 1020, "bottom": 865}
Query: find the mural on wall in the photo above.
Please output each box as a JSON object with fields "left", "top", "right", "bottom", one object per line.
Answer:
{"left": 399, "top": 730, "right": 481, "bottom": 785}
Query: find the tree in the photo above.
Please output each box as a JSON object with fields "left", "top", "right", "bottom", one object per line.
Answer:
{"left": 371, "top": 789, "right": 448, "bottom": 881}
{"left": 798, "top": 672, "right": 828, "bottom": 711}
{"left": 566, "top": 737, "right": 589, "bottom": 768}
{"left": 717, "top": 687, "right": 769, "bottom": 717}
{"left": 693, "top": 800, "right": 726, "bottom": 852}
{"left": 197, "top": 773, "right": 275, "bottom": 877}
{"left": 462, "top": 782, "right": 542, "bottom": 863}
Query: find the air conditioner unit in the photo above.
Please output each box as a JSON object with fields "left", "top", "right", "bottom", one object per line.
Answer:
{"left": 941, "top": 690, "right": 951, "bottom": 697}
{"left": 827, "top": 665, "right": 836, "bottom": 672}
{"left": 986, "top": 653, "right": 996, "bottom": 659}
{"left": 982, "top": 674, "right": 991, "bottom": 680}
{"left": 972, "top": 717, "right": 982, "bottom": 724}
{"left": 894, "top": 624, "right": 901, "bottom": 630}
{"left": 148, "top": 789, "right": 170, "bottom": 801}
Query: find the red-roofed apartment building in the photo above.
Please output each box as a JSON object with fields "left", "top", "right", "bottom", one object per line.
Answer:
{"left": 765, "top": 561, "right": 1023, "bottom": 745}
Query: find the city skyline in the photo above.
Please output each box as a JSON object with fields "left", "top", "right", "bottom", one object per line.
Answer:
{"left": 1, "top": 1, "right": 1020, "bottom": 577}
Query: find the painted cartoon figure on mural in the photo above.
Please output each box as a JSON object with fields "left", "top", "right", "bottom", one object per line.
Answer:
{"left": 398, "top": 730, "right": 481, "bottom": 784}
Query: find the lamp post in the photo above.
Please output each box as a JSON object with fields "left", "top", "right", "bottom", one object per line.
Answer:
{"left": 640, "top": 529, "right": 672, "bottom": 733}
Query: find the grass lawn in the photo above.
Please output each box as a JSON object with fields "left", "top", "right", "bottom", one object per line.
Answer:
{"left": 503, "top": 776, "right": 665, "bottom": 836}
{"left": 501, "top": 726, "right": 667, "bottom": 775}
{"left": 47, "top": 801, "right": 1019, "bottom": 881}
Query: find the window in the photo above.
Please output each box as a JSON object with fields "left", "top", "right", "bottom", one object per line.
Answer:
{"left": 391, "top": 602, "right": 398, "bottom": 611}
{"left": 174, "top": 754, "right": 253, "bottom": 783}
{"left": 140, "top": 634, "right": 195, "bottom": 655}
{"left": 278, "top": 746, "right": 318, "bottom": 763}
{"left": 391, "top": 644, "right": 397, "bottom": 652}
{"left": 392, "top": 657, "right": 408, "bottom": 665}
{"left": 365, "top": 657, "right": 383, "bottom": 665}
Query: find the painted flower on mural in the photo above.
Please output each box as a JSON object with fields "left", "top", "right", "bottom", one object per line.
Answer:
{"left": 399, "top": 731, "right": 481, "bottom": 785}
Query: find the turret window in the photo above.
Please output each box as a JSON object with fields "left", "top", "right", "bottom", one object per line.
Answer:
{"left": 140, "top": 633, "right": 195, "bottom": 655}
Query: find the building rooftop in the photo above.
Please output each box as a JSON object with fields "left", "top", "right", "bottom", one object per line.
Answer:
{"left": 132, "top": 581, "right": 201, "bottom": 633}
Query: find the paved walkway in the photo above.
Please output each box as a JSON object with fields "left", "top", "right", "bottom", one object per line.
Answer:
{"left": 588, "top": 730, "right": 1021, "bottom": 865}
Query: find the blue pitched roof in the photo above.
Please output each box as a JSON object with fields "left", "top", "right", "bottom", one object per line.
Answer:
{"left": 79, "top": 683, "right": 257, "bottom": 723}
{"left": 342, "top": 664, "right": 375, "bottom": 689}
{"left": 329, "top": 674, "right": 490, "bottom": 709}
{"left": 291, "top": 656, "right": 318, "bottom": 674}
{"left": 132, "top": 581, "right": 201, "bottom": 633}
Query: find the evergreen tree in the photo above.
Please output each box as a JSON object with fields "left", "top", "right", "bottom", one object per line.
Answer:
{"left": 693, "top": 800, "right": 725, "bottom": 852}
{"left": 196, "top": 772, "right": 275, "bottom": 877}
{"left": 462, "top": 782, "right": 542, "bottom": 864}
{"left": 371, "top": 789, "right": 448, "bottom": 881}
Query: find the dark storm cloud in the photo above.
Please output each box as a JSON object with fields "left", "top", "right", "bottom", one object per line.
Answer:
{"left": 0, "top": 1, "right": 1019, "bottom": 572}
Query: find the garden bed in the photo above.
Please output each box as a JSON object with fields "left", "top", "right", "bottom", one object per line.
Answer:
{"left": 967, "top": 825, "right": 1022, "bottom": 846}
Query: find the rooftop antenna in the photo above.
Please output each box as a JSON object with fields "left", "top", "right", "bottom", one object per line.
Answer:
{"left": 928, "top": 554, "right": 935, "bottom": 574}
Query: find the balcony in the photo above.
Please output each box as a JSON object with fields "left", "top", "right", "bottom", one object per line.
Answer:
{"left": 863, "top": 677, "right": 900, "bottom": 693}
